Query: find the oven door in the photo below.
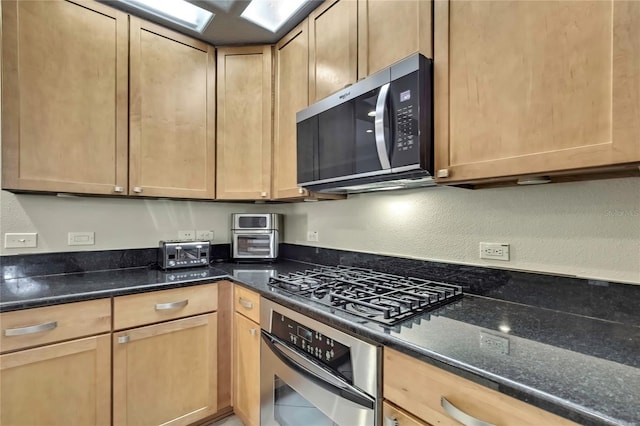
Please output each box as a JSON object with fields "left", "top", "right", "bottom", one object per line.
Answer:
{"left": 260, "top": 332, "right": 376, "bottom": 426}
{"left": 232, "top": 231, "right": 277, "bottom": 259}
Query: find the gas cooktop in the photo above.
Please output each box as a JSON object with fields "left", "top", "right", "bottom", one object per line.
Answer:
{"left": 268, "top": 266, "right": 463, "bottom": 325}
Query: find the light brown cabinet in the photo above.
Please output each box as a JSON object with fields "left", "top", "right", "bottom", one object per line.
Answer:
{"left": 1, "top": 0, "right": 128, "bottom": 195}
{"left": 384, "top": 347, "right": 576, "bottom": 426}
{"left": 216, "top": 46, "right": 273, "bottom": 200}
{"left": 233, "top": 286, "right": 261, "bottom": 426}
{"left": 357, "top": 0, "right": 432, "bottom": 78}
{"left": 308, "top": 0, "right": 358, "bottom": 102}
{"left": 0, "top": 299, "right": 112, "bottom": 426}
{"left": 129, "top": 18, "right": 216, "bottom": 199}
{"left": 434, "top": 0, "right": 640, "bottom": 184}
{"left": 113, "top": 284, "right": 219, "bottom": 426}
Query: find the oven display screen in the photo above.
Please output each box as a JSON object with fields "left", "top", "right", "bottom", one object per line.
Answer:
{"left": 238, "top": 216, "right": 267, "bottom": 228}
{"left": 271, "top": 313, "right": 353, "bottom": 383}
{"left": 297, "top": 326, "right": 312, "bottom": 342}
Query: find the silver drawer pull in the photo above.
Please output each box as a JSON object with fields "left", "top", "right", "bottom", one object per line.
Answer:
{"left": 238, "top": 298, "right": 254, "bottom": 310}
{"left": 3, "top": 321, "right": 58, "bottom": 336}
{"left": 118, "top": 335, "right": 130, "bottom": 344}
{"left": 249, "top": 328, "right": 257, "bottom": 336}
{"left": 441, "top": 397, "right": 495, "bottom": 426}
{"left": 155, "top": 300, "right": 189, "bottom": 310}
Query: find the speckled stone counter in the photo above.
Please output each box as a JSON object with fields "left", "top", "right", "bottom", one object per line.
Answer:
{"left": 1, "top": 257, "right": 639, "bottom": 426}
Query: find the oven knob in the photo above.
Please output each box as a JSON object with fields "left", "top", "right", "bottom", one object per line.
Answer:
{"left": 325, "top": 350, "right": 331, "bottom": 360}
{"left": 293, "top": 336, "right": 298, "bottom": 345}
{"left": 330, "top": 350, "right": 334, "bottom": 358}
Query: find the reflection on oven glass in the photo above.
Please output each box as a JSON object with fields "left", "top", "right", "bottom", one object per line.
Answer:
{"left": 274, "top": 376, "right": 338, "bottom": 426}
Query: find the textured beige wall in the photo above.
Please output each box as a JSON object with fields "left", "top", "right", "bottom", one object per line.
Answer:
{"left": 270, "top": 178, "right": 640, "bottom": 284}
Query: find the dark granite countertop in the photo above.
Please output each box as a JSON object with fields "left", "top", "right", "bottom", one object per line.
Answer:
{"left": 1, "top": 260, "right": 639, "bottom": 426}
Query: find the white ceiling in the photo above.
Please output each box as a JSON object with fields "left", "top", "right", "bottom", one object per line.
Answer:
{"left": 102, "top": 0, "right": 323, "bottom": 45}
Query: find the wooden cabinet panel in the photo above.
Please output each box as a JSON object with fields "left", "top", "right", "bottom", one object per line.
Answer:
{"left": 233, "top": 312, "right": 260, "bottom": 426}
{"left": 113, "top": 313, "right": 218, "bottom": 426}
{"left": 113, "top": 284, "right": 218, "bottom": 330}
{"left": 383, "top": 401, "right": 429, "bottom": 426}
{"left": 434, "top": 0, "right": 640, "bottom": 183}
{"left": 384, "top": 348, "right": 576, "bottom": 426}
{"left": 273, "top": 19, "right": 311, "bottom": 200}
{"left": 234, "top": 285, "right": 261, "bottom": 324}
{"left": 1, "top": 0, "right": 128, "bottom": 195}
{"left": 216, "top": 46, "right": 273, "bottom": 200}
{"left": 129, "top": 18, "right": 216, "bottom": 199}
{"left": 1, "top": 334, "right": 111, "bottom": 426}
{"left": 357, "top": 0, "right": 432, "bottom": 78}
{"left": 0, "top": 299, "right": 111, "bottom": 353}
{"left": 309, "top": 0, "right": 358, "bottom": 102}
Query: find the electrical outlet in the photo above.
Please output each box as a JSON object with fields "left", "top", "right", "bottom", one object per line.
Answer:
{"left": 196, "top": 230, "right": 214, "bottom": 241}
{"left": 178, "top": 230, "right": 196, "bottom": 241}
{"left": 4, "top": 233, "right": 38, "bottom": 248}
{"left": 307, "top": 230, "right": 319, "bottom": 242}
{"left": 68, "top": 232, "right": 95, "bottom": 246}
{"left": 479, "top": 242, "right": 510, "bottom": 261}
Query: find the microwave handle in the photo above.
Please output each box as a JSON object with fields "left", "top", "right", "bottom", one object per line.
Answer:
{"left": 374, "top": 82, "right": 392, "bottom": 170}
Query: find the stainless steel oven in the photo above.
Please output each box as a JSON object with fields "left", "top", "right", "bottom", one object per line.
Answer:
{"left": 260, "top": 299, "right": 380, "bottom": 426}
{"left": 231, "top": 213, "right": 282, "bottom": 261}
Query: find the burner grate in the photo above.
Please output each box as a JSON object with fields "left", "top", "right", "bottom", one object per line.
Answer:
{"left": 269, "top": 266, "right": 463, "bottom": 325}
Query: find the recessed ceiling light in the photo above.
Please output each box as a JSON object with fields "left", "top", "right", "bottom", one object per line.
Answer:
{"left": 118, "top": 0, "right": 215, "bottom": 33}
{"left": 241, "top": 0, "right": 308, "bottom": 33}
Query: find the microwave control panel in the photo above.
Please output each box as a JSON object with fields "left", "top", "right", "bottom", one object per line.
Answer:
{"left": 395, "top": 100, "right": 416, "bottom": 153}
{"left": 270, "top": 312, "right": 352, "bottom": 380}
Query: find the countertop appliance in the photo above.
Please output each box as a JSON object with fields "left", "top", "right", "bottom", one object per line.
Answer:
{"left": 158, "top": 240, "right": 210, "bottom": 269}
{"left": 260, "top": 298, "right": 380, "bottom": 426}
{"left": 231, "top": 213, "right": 282, "bottom": 261}
{"left": 269, "top": 266, "right": 463, "bottom": 325}
{"left": 296, "top": 54, "right": 434, "bottom": 194}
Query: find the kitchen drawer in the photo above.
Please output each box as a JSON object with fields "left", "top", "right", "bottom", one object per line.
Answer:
{"left": 234, "top": 286, "right": 260, "bottom": 323}
{"left": 384, "top": 348, "right": 577, "bottom": 426}
{"left": 0, "top": 299, "right": 111, "bottom": 353}
{"left": 383, "top": 401, "right": 428, "bottom": 426}
{"left": 114, "top": 284, "right": 218, "bottom": 330}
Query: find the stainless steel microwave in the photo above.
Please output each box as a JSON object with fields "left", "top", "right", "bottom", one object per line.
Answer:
{"left": 231, "top": 213, "right": 281, "bottom": 261}
{"left": 296, "top": 54, "right": 434, "bottom": 194}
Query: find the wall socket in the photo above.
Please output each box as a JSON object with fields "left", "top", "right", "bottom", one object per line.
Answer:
{"left": 479, "top": 242, "right": 510, "bottom": 261}
{"left": 307, "top": 230, "right": 319, "bottom": 242}
{"left": 196, "top": 230, "right": 214, "bottom": 241}
{"left": 178, "top": 230, "right": 196, "bottom": 241}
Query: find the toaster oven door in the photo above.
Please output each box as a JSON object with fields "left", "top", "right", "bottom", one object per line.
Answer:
{"left": 232, "top": 232, "right": 277, "bottom": 259}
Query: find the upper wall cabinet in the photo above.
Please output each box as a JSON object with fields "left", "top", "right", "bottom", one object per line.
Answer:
{"left": 308, "top": 0, "right": 358, "bottom": 103}
{"left": 216, "top": 46, "right": 273, "bottom": 200}
{"left": 273, "top": 19, "right": 310, "bottom": 200}
{"left": 357, "top": 0, "right": 432, "bottom": 79}
{"left": 129, "top": 18, "right": 216, "bottom": 199}
{"left": 434, "top": 1, "right": 640, "bottom": 184}
{"left": 1, "top": 0, "right": 128, "bottom": 195}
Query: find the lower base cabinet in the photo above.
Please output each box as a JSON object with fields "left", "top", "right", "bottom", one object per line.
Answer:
{"left": 113, "top": 313, "right": 218, "bottom": 426}
{"left": 384, "top": 348, "right": 576, "bottom": 426}
{"left": 0, "top": 334, "right": 111, "bottom": 426}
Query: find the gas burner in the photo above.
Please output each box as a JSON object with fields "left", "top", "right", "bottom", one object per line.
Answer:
{"left": 269, "top": 266, "right": 463, "bottom": 325}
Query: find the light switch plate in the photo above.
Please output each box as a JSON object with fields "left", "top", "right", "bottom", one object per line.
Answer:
{"left": 4, "top": 233, "right": 38, "bottom": 248}
{"left": 68, "top": 232, "right": 95, "bottom": 246}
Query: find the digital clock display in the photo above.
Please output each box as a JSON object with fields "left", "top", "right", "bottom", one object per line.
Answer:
{"left": 297, "top": 326, "right": 312, "bottom": 342}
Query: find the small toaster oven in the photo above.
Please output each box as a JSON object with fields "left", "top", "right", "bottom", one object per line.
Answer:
{"left": 159, "top": 240, "right": 210, "bottom": 269}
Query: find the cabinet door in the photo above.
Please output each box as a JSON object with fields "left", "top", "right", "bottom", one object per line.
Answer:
{"left": 434, "top": 1, "right": 640, "bottom": 184}
{"left": 113, "top": 314, "right": 218, "bottom": 426}
{"left": 308, "top": 0, "right": 358, "bottom": 102}
{"left": 274, "top": 20, "right": 311, "bottom": 200}
{"left": 129, "top": 18, "right": 216, "bottom": 199}
{"left": 383, "top": 401, "right": 429, "bottom": 426}
{"left": 1, "top": 0, "right": 128, "bottom": 195}
{"left": 1, "top": 334, "right": 111, "bottom": 426}
{"left": 233, "top": 312, "right": 260, "bottom": 426}
{"left": 357, "top": 0, "right": 432, "bottom": 78}
{"left": 216, "top": 46, "right": 273, "bottom": 200}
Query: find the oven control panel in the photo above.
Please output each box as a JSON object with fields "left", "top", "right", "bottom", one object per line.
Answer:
{"left": 270, "top": 313, "right": 350, "bottom": 370}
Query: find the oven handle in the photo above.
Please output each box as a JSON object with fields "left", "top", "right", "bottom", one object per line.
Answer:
{"left": 262, "top": 331, "right": 375, "bottom": 410}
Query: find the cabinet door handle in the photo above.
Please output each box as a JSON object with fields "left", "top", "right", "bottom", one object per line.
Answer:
{"left": 113, "top": 186, "right": 124, "bottom": 193}
{"left": 238, "top": 298, "right": 254, "bottom": 310}
{"left": 155, "top": 300, "right": 189, "bottom": 310}
{"left": 133, "top": 186, "right": 143, "bottom": 193}
{"left": 441, "top": 397, "right": 495, "bottom": 426}
{"left": 3, "top": 321, "right": 58, "bottom": 336}
{"left": 118, "top": 335, "right": 130, "bottom": 344}
{"left": 383, "top": 415, "right": 398, "bottom": 426}
{"left": 249, "top": 328, "right": 257, "bottom": 336}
